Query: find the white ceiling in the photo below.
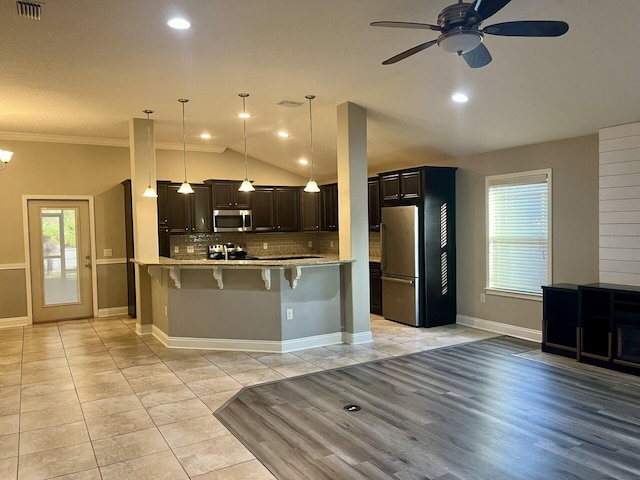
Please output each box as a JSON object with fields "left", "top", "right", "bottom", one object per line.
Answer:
{"left": 1, "top": 0, "right": 639, "bottom": 180}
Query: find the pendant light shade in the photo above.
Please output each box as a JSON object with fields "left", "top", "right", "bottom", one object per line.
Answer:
{"left": 178, "top": 98, "right": 194, "bottom": 194}
{"left": 141, "top": 109, "right": 158, "bottom": 198}
{"left": 303, "top": 95, "right": 321, "bottom": 193}
{"left": 238, "top": 93, "right": 255, "bottom": 192}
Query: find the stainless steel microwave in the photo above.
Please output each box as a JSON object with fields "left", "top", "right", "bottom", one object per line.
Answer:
{"left": 213, "top": 210, "right": 253, "bottom": 232}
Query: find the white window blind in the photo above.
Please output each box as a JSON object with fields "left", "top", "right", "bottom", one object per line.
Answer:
{"left": 486, "top": 170, "right": 551, "bottom": 296}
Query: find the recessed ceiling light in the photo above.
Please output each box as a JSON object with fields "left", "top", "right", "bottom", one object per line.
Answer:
{"left": 452, "top": 92, "right": 469, "bottom": 103}
{"left": 298, "top": 158, "right": 309, "bottom": 165}
{"left": 277, "top": 131, "right": 289, "bottom": 138}
{"left": 200, "top": 133, "right": 212, "bottom": 139}
{"left": 167, "top": 18, "right": 191, "bottom": 30}
{"left": 238, "top": 113, "right": 251, "bottom": 119}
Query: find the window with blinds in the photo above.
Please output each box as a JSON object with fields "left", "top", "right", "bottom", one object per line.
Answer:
{"left": 486, "top": 169, "right": 552, "bottom": 296}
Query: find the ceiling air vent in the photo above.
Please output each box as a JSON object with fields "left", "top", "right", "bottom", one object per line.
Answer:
{"left": 16, "top": 1, "right": 43, "bottom": 20}
{"left": 277, "top": 100, "right": 304, "bottom": 108}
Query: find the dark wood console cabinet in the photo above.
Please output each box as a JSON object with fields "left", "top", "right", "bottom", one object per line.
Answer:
{"left": 543, "top": 282, "right": 640, "bottom": 375}
{"left": 542, "top": 284, "right": 579, "bottom": 358}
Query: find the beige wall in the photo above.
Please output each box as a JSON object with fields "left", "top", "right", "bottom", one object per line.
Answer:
{"left": 441, "top": 134, "right": 600, "bottom": 330}
{"left": 0, "top": 139, "right": 307, "bottom": 320}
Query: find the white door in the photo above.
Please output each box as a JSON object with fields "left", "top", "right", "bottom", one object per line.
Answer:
{"left": 28, "top": 200, "right": 93, "bottom": 322}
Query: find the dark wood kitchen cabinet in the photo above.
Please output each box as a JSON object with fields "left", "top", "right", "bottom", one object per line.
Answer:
{"left": 167, "top": 183, "right": 212, "bottom": 234}
{"left": 380, "top": 169, "right": 423, "bottom": 205}
{"left": 370, "top": 261, "right": 382, "bottom": 315}
{"left": 300, "top": 188, "right": 321, "bottom": 232}
{"left": 206, "top": 179, "right": 252, "bottom": 210}
{"left": 368, "top": 177, "right": 381, "bottom": 231}
{"left": 252, "top": 187, "right": 299, "bottom": 232}
{"left": 321, "top": 183, "right": 339, "bottom": 231}
{"left": 156, "top": 181, "right": 170, "bottom": 257}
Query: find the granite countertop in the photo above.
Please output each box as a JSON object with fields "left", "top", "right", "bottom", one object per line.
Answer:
{"left": 134, "top": 255, "right": 353, "bottom": 268}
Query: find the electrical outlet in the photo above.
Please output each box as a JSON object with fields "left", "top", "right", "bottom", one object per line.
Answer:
{"left": 308, "top": 241, "right": 313, "bottom": 248}
{"left": 187, "top": 246, "right": 195, "bottom": 253}
{"left": 164, "top": 305, "right": 168, "bottom": 316}
{"left": 263, "top": 242, "right": 268, "bottom": 250}
{"left": 286, "top": 308, "right": 294, "bottom": 320}
{"left": 480, "top": 293, "right": 486, "bottom": 303}
{"left": 174, "top": 246, "right": 180, "bottom": 253}
{"left": 103, "top": 249, "right": 112, "bottom": 257}
{"left": 330, "top": 241, "right": 334, "bottom": 248}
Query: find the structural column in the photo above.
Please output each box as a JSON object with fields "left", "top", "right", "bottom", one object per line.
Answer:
{"left": 129, "top": 117, "right": 159, "bottom": 334}
{"left": 337, "top": 102, "right": 372, "bottom": 343}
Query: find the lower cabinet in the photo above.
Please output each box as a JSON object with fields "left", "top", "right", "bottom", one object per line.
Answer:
{"left": 370, "top": 262, "right": 382, "bottom": 315}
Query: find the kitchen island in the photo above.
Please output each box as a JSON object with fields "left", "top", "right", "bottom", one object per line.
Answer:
{"left": 134, "top": 256, "right": 354, "bottom": 352}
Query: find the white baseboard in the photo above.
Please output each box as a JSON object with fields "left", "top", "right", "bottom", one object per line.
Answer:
{"left": 457, "top": 314, "right": 542, "bottom": 343}
{"left": 97, "top": 306, "right": 128, "bottom": 318}
{"left": 343, "top": 330, "right": 373, "bottom": 345}
{"left": 0, "top": 316, "right": 30, "bottom": 328}
{"left": 151, "top": 329, "right": 343, "bottom": 353}
{"left": 151, "top": 325, "right": 168, "bottom": 344}
{"left": 135, "top": 323, "right": 153, "bottom": 336}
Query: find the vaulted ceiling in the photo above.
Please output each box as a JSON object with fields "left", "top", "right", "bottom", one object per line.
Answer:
{"left": 1, "top": 0, "right": 639, "bottom": 180}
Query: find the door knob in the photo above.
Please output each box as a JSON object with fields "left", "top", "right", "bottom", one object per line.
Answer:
{"left": 85, "top": 263, "right": 92, "bottom": 269}
{"left": 85, "top": 255, "right": 91, "bottom": 259}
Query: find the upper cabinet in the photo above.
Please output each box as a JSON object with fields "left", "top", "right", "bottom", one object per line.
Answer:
{"left": 368, "top": 177, "right": 381, "bottom": 231}
{"left": 252, "top": 187, "right": 299, "bottom": 232}
{"left": 300, "top": 188, "right": 321, "bottom": 232}
{"left": 380, "top": 169, "right": 423, "bottom": 205}
{"left": 207, "top": 180, "right": 252, "bottom": 210}
{"left": 321, "top": 183, "right": 339, "bottom": 231}
{"left": 166, "top": 183, "right": 212, "bottom": 234}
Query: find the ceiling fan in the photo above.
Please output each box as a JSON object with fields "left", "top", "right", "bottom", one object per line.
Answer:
{"left": 371, "top": 0, "right": 569, "bottom": 68}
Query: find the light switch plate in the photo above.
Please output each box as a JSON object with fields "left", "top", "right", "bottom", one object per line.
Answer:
{"left": 187, "top": 246, "right": 195, "bottom": 253}
{"left": 308, "top": 241, "right": 312, "bottom": 248}
{"left": 174, "top": 246, "right": 180, "bottom": 253}
{"left": 286, "top": 308, "right": 294, "bottom": 320}
{"left": 103, "top": 249, "right": 112, "bottom": 257}
{"left": 263, "top": 243, "right": 268, "bottom": 250}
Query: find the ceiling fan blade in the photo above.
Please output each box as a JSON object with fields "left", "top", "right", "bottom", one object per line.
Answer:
{"left": 370, "top": 21, "right": 441, "bottom": 32}
{"left": 467, "top": 0, "right": 512, "bottom": 21}
{"left": 462, "top": 43, "right": 492, "bottom": 68}
{"left": 381, "top": 40, "right": 438, "bottom": 65}
{"left": 483, "top": 21, "right": 569, "bottom": 37}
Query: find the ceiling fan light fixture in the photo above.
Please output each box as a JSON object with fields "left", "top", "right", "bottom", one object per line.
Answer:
{"left": 438, "top": 30, "right": 483, "bottom": 54}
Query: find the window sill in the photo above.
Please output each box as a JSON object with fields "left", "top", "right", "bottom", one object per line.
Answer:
{"left": 486, "top": 288, "right": 542, "bottom": 302}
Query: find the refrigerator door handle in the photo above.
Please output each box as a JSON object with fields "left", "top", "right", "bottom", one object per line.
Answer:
{"left": 380, "top": 222, "right": 385, "bottom": 271}
{"left": 382, "top": 276, "right": 415, "bottom": 286}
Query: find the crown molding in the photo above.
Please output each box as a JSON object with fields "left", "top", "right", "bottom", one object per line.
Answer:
{"left": 0, "top": 131, "right": 227, "bottom": 153}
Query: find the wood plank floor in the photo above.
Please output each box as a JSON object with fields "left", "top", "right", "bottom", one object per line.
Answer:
{"left": 215, "top": 337, "right": 640, "bottom": 480}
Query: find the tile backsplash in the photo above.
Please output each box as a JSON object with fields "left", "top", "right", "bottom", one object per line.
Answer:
{"left": 170, "top": 231, "right": 380, "bottom": 260}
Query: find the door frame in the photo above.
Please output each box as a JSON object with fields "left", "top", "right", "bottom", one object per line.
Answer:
{"left": 22, "top": 195, "right": 98, "bottom": 324}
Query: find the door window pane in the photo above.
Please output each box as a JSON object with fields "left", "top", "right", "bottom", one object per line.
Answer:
{"left": 41, "top": 208, "right": 80, "bottom": 305}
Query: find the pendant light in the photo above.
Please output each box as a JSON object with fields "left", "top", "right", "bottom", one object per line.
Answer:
{"left": 177, "top": 98, "right": 194, "bottom": 194}
{"left": 142, "top": 109, "right": 158, "bottom": 198}
{"left": 303, "top": 95, "right": 320, "bottom": 193}
{"left": 238, "top": 93, "right": 255, "bottom": 192}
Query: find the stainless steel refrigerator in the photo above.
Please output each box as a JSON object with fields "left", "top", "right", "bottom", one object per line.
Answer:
{"left": 381, "top": 205, "right": 421, "bottom": 326}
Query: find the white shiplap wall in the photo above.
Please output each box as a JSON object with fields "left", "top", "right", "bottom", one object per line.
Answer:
{"left": 600, "top": 121, "right": 640, "bottom": 286}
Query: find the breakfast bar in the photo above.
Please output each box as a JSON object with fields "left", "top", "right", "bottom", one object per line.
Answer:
{"left": 135, "top": 256, "right": 354, "bottom": 353}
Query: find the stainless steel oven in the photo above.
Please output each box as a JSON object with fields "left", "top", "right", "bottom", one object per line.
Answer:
{"left": 213, "top": 210, "right": 252, "bottom": 232}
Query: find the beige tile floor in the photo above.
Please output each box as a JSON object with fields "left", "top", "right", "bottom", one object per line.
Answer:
{"left": 0, "top": 314, "right": 499, "bottom": 480}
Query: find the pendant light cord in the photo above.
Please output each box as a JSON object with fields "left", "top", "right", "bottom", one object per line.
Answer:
{"left": 179, "top": 98, "right": 189, "bottom": 183}
{"left": 144, "top": 109, "right": 153, "bottom": 187}
{"left": 306, "top": 95, "right": 316, "bottom": 181}
{"left": 242, "top": 94, "right": 249, "bottom": 180}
